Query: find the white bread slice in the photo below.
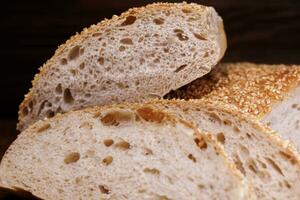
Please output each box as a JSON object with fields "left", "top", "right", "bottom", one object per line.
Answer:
{"left": 18, "top": 2, "right": 226, "bottom": 131}
{"left": 0, "top": 106, "right": 250, "bottom": 200}
{"left": 167, "top": 62, "right": 300, "bottom": 150}
{"left": 145, "top": 99, "right": 300, "bottom": 199}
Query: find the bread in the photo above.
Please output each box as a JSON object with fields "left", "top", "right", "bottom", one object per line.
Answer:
{"left": 145, "top": 99, "right": 300, "bottom": 199}
{"left": 167, "top": 62, "right": 300, "bottom": 150}
{"left": 18, "top": 2, "right": 226, "bottom": 131}
{"left": 0, "top": 105, "right": 250, "bottom": 200}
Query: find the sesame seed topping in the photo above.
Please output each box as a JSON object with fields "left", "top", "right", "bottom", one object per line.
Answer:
{"left": 166, "top": 63, "right": 300, "bottom": 117}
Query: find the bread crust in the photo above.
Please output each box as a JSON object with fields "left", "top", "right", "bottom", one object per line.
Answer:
{"left": 167, "top": 62, "right": 300, "bottom": 118}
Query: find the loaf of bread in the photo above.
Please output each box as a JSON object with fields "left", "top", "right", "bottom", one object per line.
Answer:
{"left": 0, "top": 105, "right": 250, "bottom": 200}
{"left": 167, "top": 62, "right": 300, "bottom": 150}
{"left": 18, "top": 2, "right": 226, "bottom": 131}
{"left": 145, "top": 99, "right": 300, "bottom": 199}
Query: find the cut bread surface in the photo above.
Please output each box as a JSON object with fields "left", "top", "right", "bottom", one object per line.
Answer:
{"left": 167, "top": 62, "right": 300, "bottom": 150}
{"left": 18, "top": 2, "right": 226, "bottom": 131}
{"left": 1, "top": 106, "right": 249, "bottom": 200}
{"left": 146, "top": 99, "right": 300, "bottom": 200}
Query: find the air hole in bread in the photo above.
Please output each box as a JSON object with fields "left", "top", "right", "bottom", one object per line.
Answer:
{"left": 216, "top": 132, "right": 225, "bottom": 144}
{"left": 203, "top": 52, "right": 209, "bottom": 58}
{"left": 239, "top": 145, "right": 250, "bottom": 157}
{"left": 64, "top": 152, "right": 80, "bottom": 164}
{"left": 257, "top": 160, "right": 267, "bottom": 169}
{"left": 247, "top": 158, "right": 259, "bottom": 174}
{"left": 121, "top": 15, "right": 136, "bottom": 26}
{"left": 21, "top": 107, "right": 29, "bottom": 116}
{"left": 284, "top": 180, "right": 292, "bottom": 189}
{"left": 79, "top": 48, "right": 84, "bottom": 55}
{"left": 163, "top": 48, "right": 169, "bottom": 53}
{"left": 223, "top": 119, "right": 232, "bottom": 126}
{"left": 98, "top": 57, "right": 104, "bottom": 65}
{"left": 292, "top": 104, "right": 298, "bottom": 109}
{"left": 182, "top": 8, "right": 192, "bottom": 13}
{"left": 139, "top": 58, "right": 145, "bottom": 64}
{"left": 102, "top": 42, "right": 106, "bottom": 47}
{"left": 174, "top": 64, "right": 187, "bottom": 73}
{"left": 265, "top": 157, "right": 284, "bottom": 176}
{"left": 154, "top": 58, "right": 160, "bottom": 63}
{"left": 55, "top": 84, "right": 63, "bottom": 94}
{"left": 45, "top": 110, "right": 55, "bottom": 118}
{"left": 70, "top": 69, "right": 76, "bottom": 76}
{"left": 120, "top": 38, "right": 133, "bottom": 45}
{"left": 56, "top": 106, "right": 63, "bottom": 113}
{"left": 176, "top": 32, "right": 189, "bottom": 41}
{"left": 37, "top": 123, "right": 51, "bottom": 132}
{"left": 119, "top": 46, "right": 126, "bottom": 51}
{"left": 279, "top": 151, "right": 297, "bottom": 165}
{"left": 188, "top": 154, "right": 197, "bottom": 162}
{"left": 103, "top": 139, "right": 114, "bottom": 147}
{"left": 99, "top": 185, "right": 110, "bottom": 194}
{"left": 116, "top": 82, "right": 129, "bottom": 89}
{"left": 143, "top": 147, "right": 153, "bottom": 155}
{"left": 194, "top": 33, "right": 207, "bottom": 40}
{"left": 233, "top": 126, "right": 240, "bottom": 132}
{"left": 135, "top": 80, "right": 140, "bottom": 86}
{"left": 194, "top": 137, "right": 208, "bottom": 150}
{"left": 102, "top": 156, "right": 113, "bottom": 165}
{"left": 233, "top": 154, "right": 246, "bottom": 175}
{"left": 198, "top": 184, "right": 205, "bottom": 190}
{"left": 79, "top": 62, "right": 85, "bottom": 70}
{"left": 246, "top": 133, "right": 252, "bottom": 139}
{"left": 206, "top": 112, "right": 222, "bottom": 124}
{"left": 85, "top": 93, "right": 91, "bottom": 98}
{"left": 63, "top": 88, "right": 74, "bottom": 104}
{"left": 60, "top": 58, "right": 68, "bottom": 65}
{"left": 92, "top": 32, "right": 101, "bottom": 37}
{"left": 68, "top": 45, "right": 81, "bottom": 60}
{"left": 115, "top": 140, "right": 130, "bottom": 150}
{"left": 143, "top": 168, "right": 160, "bottom": 175}
{"left": 136, "top": 107, "right": 165, "bottom": 123}
{"left": 153, "top": 18, "right": 164, "bottom": 25}
{"left": 101, "top": 110, "right": 134, "bottom": 126}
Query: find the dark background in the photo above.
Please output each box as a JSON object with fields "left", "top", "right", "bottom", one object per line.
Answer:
{"left": 1, "top": 0, "right": 300, "bottom": 199}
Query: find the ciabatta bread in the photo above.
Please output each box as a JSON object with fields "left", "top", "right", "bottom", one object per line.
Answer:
{"left": 18, "top": 2, "right": 226, "bottom": 131}
{"left": 146, "top": 99, "right": 300, "bottom": 199}
{"left": 167, "top": 62, "right": 300, "bottom": 150}
{"left": 1, "top": 106, "right": 250, "bottom": 200}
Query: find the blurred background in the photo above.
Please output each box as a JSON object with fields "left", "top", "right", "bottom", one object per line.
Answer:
{"left": 1, "top": 0, "right": 300, "bottom": 198}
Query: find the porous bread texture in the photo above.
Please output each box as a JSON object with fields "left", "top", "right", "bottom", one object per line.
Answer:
{"left": 262, "top": 85, "right": 300, "bottom": 150}
{"left": 145, "top": 99, "right": 300, "bottom": 200}
{"left": 18, "top": 2, "right": 226, "bottom": 131}
{"left": 0, "top": 106, "right": 249, "bottom": 200}
{"left": 166, "top": 62, "right": 300, "bottom": 151}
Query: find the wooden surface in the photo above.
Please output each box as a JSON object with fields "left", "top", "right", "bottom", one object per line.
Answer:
{"left": 1, "top": 0, "right": 300, "bottom": 199}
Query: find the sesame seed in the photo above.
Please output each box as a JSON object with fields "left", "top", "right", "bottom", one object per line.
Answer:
{"left": 166, "top": 63, "right": 300, "bottom": 117}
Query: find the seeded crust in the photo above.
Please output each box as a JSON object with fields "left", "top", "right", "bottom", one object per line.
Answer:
{"left": 1, "top": 105, "right": 251, "bottom": 199}
{"left": 167, "top": 62, "right": 300, "bottom": 118}
{"left": 18, "top": 2, "right": 226, "bottom": 131}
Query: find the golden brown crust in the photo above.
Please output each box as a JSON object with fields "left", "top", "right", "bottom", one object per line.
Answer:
{"left": 167, "top": 62, "right": 300, "bottom": 118}
{"left": 18, "top": 2, "right": 224, "bottom": 131}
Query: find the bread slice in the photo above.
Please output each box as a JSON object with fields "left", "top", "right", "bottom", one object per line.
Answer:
{"left": 146, "top": 99, "right": 300, "bottom": 199}
{"left": 18, "top": 2, "right": 226, "bottom": 131}
{"left": 0, "top": 106, "right": 250, "bottom": 200}
{"left": 167, "top": 62, "right": 300, "bottom": 150}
